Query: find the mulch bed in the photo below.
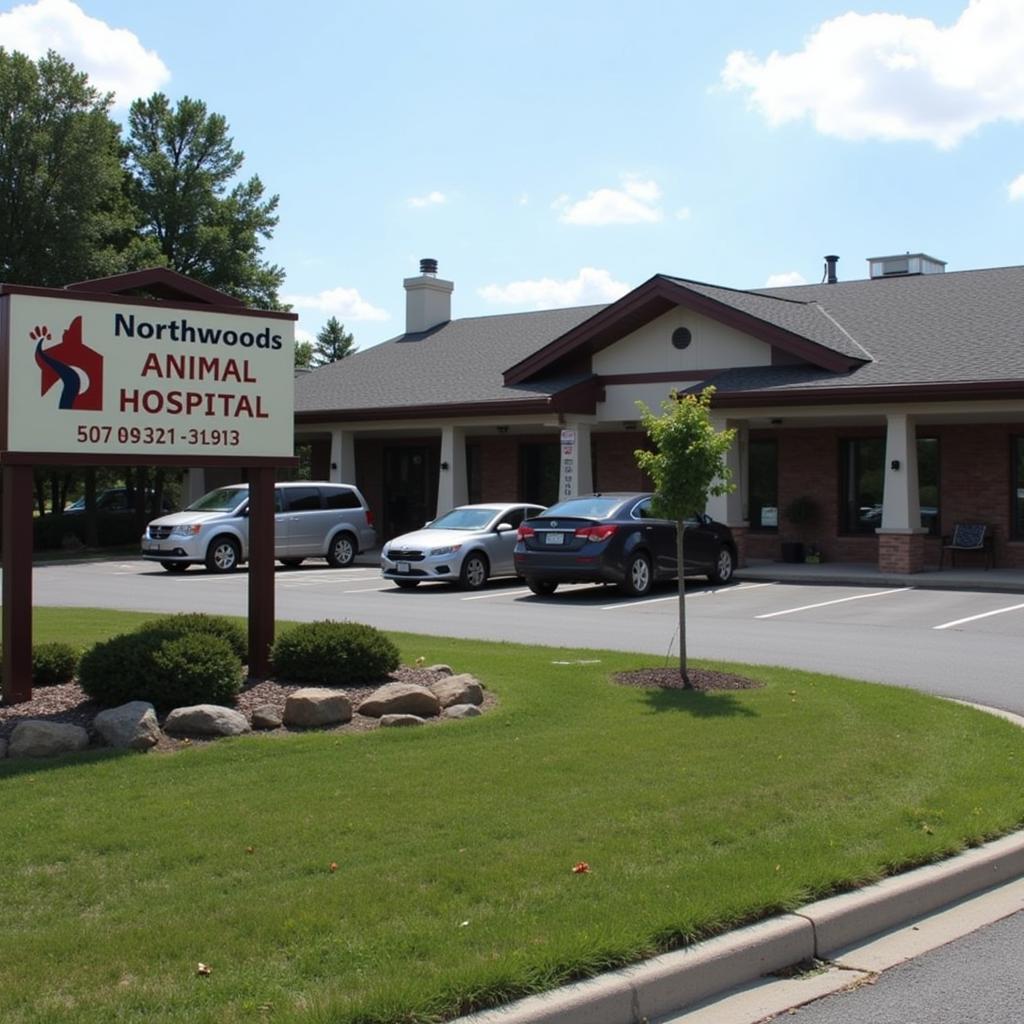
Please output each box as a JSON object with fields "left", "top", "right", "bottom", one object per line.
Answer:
{"left": 0, "top": 666, "right": 496, "bottom": 752}
{"left": 613, "top": 667, "right": 763, "bottom": 691}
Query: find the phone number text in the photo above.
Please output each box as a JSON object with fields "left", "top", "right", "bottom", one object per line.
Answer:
{"left": 77, "top": 425, "right": 241, "bottom": 446}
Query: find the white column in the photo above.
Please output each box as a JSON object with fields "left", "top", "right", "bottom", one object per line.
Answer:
{"left": 705, "top": 419, "right": 747, "bottom": 525}
{"left": 437, "top": 425, "right": 467, "bottom": 512}
{"left": 881, "top": 413, "right": 921, "bottom": 531}
{"left": 184, "top": 468, "right": 206, "bottom": 504}
{"left": 558, "top": 423, "right": 592, "bottom": 499}
{"left": 329, "top": 428, "right": 355, "bottom": 483}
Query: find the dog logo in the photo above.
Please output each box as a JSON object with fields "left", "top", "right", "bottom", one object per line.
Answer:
{"left": 32, "top": 315, "right": 104, "bottom": 411}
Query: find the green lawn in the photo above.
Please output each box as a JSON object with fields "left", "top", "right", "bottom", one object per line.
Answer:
{"left": 2, "top": 608, "right": 1023, "bottom": 1023}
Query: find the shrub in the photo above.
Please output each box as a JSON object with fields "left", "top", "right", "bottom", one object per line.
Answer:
{"left": 271, "top": 620, "right": 400, "bottom": 686}
{"left": 32, "top": 642, "right": 79, "bottom": 686}
{"left": 135, "top": 613, "right": 247, "bottom": 663}
{"left": 79, "top": 631, "right": 242, "bottom": 710}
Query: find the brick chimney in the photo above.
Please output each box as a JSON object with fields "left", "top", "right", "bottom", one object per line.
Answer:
{"left": 404, "top": 258, "right": 454, "bottom": 334}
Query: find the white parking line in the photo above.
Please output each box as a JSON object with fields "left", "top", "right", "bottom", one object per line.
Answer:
{"left": 462, "top": 588, "right": 532, "bottom": 600}
{"left": 933, "top": 601, "right": 1024, "bottom": 631}
{"left": 341, "top": 586, "right": 389, "bottom": 594}
{"left": 599, "top": 581, "right": 777, "bottom": 611}
{"left": 755, "top": 587, "right": 912, "bottom": 619}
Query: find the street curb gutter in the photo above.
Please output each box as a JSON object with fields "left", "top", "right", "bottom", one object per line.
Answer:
{"left": 456, "top": 835, "right": 1024, "bottom": 1024}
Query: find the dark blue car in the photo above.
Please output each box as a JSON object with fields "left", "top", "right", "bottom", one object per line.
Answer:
{"left": 513, "top": 492, "right": 736, "bottom": 597}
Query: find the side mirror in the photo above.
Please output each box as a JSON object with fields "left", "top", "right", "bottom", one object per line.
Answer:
{"left": 496, "top": 523, "right": 513, "bottom": 533}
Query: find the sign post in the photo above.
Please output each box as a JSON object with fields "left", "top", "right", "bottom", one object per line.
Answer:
{"left": 0, "top": 269, "right": 297, "bottom": 704}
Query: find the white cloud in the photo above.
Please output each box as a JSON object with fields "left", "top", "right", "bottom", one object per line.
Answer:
{"left": 0, "top": 0, "right": 170, "bottom": 108}
{"left": 282, "top": 286, "right": 390, "bottom": 322}
{"left": 407, "top": 190, "right": 447, "bottom": 208}
{"left": 675, "top": 207, "right": 692, "bottom": 221}
{"left": 721, "top": 0, "right": 1024, "bottom": 148}
{"left": 765, "top": 271, "right": 807, "bottom": 287}
{"left": 478, "top": 268, "right": 631, "bottom": 309}
{"left": 1009, "top": 173, "right": 1024, "bottom": 199}
{"left": 556, "top": 175, "right": 663, "bottom": 225}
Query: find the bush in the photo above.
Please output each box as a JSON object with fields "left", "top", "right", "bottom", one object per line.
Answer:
{"left": 79, "top": 631, "right": 242, "bottom": 710}
{"left": 0, "top": 642, "right": 80, "bottom": 687}
{"left": 135, "top": 613, "right": 247, "bottom": 663}
{"left": 271, "top": 620, "right": 400, "bottom": 686}
{"left": 32, "top": 642, "right": 79, "bottom": 686}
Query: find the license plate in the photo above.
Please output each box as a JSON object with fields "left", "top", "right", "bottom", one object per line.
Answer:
{"left": 146, "top": 546, "right": 163, "bottom": 554}
{"left": 545, "top": 532, "right": 564, "bottom": 545}
{"left": 396, "top": 561, "right": 411, "bottom": 573}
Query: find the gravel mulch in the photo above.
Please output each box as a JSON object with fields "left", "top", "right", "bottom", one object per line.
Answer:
{"left": 0, "top": 666, "right": 496, "bottom": 752}
{"left": 613, "top": 667, "right": 763, "bottom": 691}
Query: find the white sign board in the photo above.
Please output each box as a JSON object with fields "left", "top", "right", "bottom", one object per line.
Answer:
{"left": 5, "top": 294, "right": 294, "bottom": 458}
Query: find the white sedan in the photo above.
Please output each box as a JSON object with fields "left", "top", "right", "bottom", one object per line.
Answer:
{"left": 381, "top": 503, "right": 545, "bottom": 590}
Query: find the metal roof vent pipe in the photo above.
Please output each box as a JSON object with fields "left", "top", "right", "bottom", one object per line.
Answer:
{"left": 823, "top": 254, "right": 839, "bottom": 284}
{"left": 420, "top": 258, "right": 438, "bottom": 276}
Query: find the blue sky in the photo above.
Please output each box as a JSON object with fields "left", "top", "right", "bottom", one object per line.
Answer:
{"left": 3, "top": 0, "right": 1023, "bottom": 349}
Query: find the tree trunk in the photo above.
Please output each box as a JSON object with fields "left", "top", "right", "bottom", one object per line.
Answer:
{"left": 675, "top": 519, "right": 691, "bottom": 688}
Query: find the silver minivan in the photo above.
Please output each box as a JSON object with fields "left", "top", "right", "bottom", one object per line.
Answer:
{"left": 141, "top": 482, "right": 376, "bottom": 573}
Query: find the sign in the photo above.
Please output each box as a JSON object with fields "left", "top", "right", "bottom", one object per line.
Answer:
{"left": 560, "top": 429, "right": 576, "bottom": 445}
{"left": 5, "top": 294, "right": 294, "bottom": 459}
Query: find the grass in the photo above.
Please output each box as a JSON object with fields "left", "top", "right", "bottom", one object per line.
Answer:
{"left": 2, "top": 608, "right": 1024, "bottom": 1023}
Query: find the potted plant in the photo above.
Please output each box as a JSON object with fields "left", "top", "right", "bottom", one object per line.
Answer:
{"left": 781, "top": 495, "right": 820, "bottom": 563}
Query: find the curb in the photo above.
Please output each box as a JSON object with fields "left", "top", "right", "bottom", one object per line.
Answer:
{"left": 456, "top": 704, "right": 1024, "bottom": 1024}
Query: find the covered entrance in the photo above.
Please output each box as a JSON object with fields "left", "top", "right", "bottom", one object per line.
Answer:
{"left": 382, "top": 444, "right": 437, "bottom": 541}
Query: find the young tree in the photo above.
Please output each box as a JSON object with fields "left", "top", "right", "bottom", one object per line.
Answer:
{"left": 635, "top": 387, "right": 735, "bottom": 688}
{"left": 124, "top": 94, "right": 285, "bottom": 308}
{"left": 313, "top": 317, "right": 357, "bottom": 365}
{"left": 0, "top": 49, "right": 134, "bottom": 287}
{"left": 294, "top": 339, "right": 315, "bottom": 369}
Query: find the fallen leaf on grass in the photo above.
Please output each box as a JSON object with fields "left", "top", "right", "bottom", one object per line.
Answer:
{"left": 329, "top": 862, "right": 338, "bottom": 873}
{"left": 196, "top": 963, "right": 212, "bottom": 976}
{"left": 572, "top": 862, "right": 590, "bottom": 874}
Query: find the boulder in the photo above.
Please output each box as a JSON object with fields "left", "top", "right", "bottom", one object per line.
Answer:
{"left": 9, "top": 720, "right": 89, "bottom": 758}
{"left": 94, "top": 701, "right": 161, "bottom": 751}
{"left": 164, "top": 704, "right": 250, "bottom": 737}
{"left": 426, "top": 664, "right": 454, "bottom": 676}
{"left": 379, "top": 714, "right": 425, "bottom": 727}
{"left": 429, "top": 673, "right": 483, "bottom": 708}
{"left": 283, "top": 688, "right": 352, "bottom": 728}
{"left": 357, "top": 682, "right": 440, "bottom": 719}
{"left": 444, "top": 703, "right": 482, "bottom": 719}
{"left": 251, "top": 704, "right": 283, "bottom": 730}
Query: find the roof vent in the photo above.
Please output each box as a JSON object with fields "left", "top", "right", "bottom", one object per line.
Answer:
{"left": 823, "top": 254, "right": 839, "bottom": 284}
{"left": 868, "top": 253, "right": 946, "bottom": 279}
{"left": 419, "top": 258, "right": 438, "bottom": 276}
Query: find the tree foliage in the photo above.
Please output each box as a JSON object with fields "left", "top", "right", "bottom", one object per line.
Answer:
{"left": 124, "top": 93, "right": 285, "bottom": 308}
{"left": 635, "top": 387, "right": 735, "bottom": 686}
{"left": 313, "top": 316, "right": 357, "bottom": 365}
{"left": 294, "top": 339, "right": 314, "bottom": 368}
{"left": 0, "top": 48, "right": 134, "bottom": 286}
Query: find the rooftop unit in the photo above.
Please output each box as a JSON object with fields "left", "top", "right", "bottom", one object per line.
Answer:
{"left": 868, "top": 253, "right": 946, "bottom": 279}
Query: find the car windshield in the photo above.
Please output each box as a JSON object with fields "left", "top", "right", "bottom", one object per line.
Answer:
{"left": 186, "top": 487, "right": 248, "bottom": 513}
{"left": 541, "top": 496, "right": 623, "bottom": 520}
{"left": 428, "top": 508, "right": 499, "bottom": 531}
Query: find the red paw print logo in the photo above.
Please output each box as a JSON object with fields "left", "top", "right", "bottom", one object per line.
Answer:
{"left": 29, "top": 325, "right": 52, "bottom": 345}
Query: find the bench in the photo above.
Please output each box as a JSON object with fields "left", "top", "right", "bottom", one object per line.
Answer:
{"left": 939, "top": 522, "right": 994, "bottom": 570}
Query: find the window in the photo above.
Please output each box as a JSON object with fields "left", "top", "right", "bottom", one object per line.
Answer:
{"left": 321, "top": 487, "right": 361, "bottom": 509}
{"left": 841, "top": 437, "right": 939, "bottom": 534}
{"left": 281, "top": 486, "right": 321, "bottom": 512}
{"left": 519, "top": 442, "right": 560, "bottom": 506}
{"left": 748, "top": 439, "right": 778, "bottom": 530}
{"left": 1014, "top": 437, "right": 1024, "bottom": 540}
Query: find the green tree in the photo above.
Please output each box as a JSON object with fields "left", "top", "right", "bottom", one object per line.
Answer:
{"left": 0, "top": 48, "right": 134, "bottom": 287}
{"left": 294, "top": 339, "right": 314, "bottom": 368}
{"left": 124, "top": 93, "right": 284, "bottom": 308}
{"left": 635, "top": 387, "right": 735, "bottom": 688}
{"left": 313, "top": 316, "right": 357, "bottom": 365}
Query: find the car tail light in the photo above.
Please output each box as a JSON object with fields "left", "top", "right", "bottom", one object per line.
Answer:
{"left": 517, "top": 524, "right": 536, "bottom": 540}
{"left": 366, "top": 509, "right": 375, "bottom": 527}
{"left": 574, "top": 524, "right": 618, "bottom": 542}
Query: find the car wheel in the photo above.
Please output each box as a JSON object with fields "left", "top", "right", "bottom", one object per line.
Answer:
{"left": 205, "top": 536, "right": 240, "bottom": 573}
{"left": 161, "top": 561, "right": 188, "bottom": 573}
{"left": 326, "top": 533, "right": 355, "bottom": 568}
{"left": 620, "top": 552, "right": 653, "bottom": 596}
{"left": 527, "top": 579, "right": 558, "bottom": 596}
{"left": 708, "top": 546, "right": 735, "bottom": 585}
{"left": 394, "top": 579, "right": 419, "bottom": 589}
{"left": 459, "top": 552, "right": 489, "bottom": 590}
{"left": 279, "top": 558, "right": 305, "bottom": 567}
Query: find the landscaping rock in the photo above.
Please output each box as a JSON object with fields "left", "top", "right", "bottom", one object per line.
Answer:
{"left": 94, "top": 701, "right": 161, "bottom": 750}
{"left": 379, "top": 713, "right": 425, "bottom": 727}
{"left": 430, "top": 673, "right": 483, "bottom": 708}
{"left": 251, "top": 704, "right": 283, "bottom": 730}
{"left": 164, "top": 705, "right": 250, "bottom": 737}
{"left": 443, "top": 703, "right": 482, "bottom": 719}
{"left": 9, "top": 720, "right": 89, "bottom": 758}
{"left": 283, "top": 688, "right": 352, "bottom": 728}
{"left": 426, "top": 664, "right": 454, "bottom": 676}
{"left": 357, "top": 682, "right": 440, "bottom": 718}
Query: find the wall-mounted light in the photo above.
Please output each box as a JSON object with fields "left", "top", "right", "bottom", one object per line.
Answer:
{"left": 440, "top": 461, "right": 450, "bottom": 471}
{"left": 622, "top": 420, "right": 638, "bottom": 430}
{"left": 890, "top": 459, "right": 901, "bottom": 471}
{"left": 330, "top": 462, "right": 338, "bottom": 470}
{"left": 496, "top": 425, "right": 509, "bottom": 434}
{"left": 770, "top": 418, "right": 783, "bottom": 426}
